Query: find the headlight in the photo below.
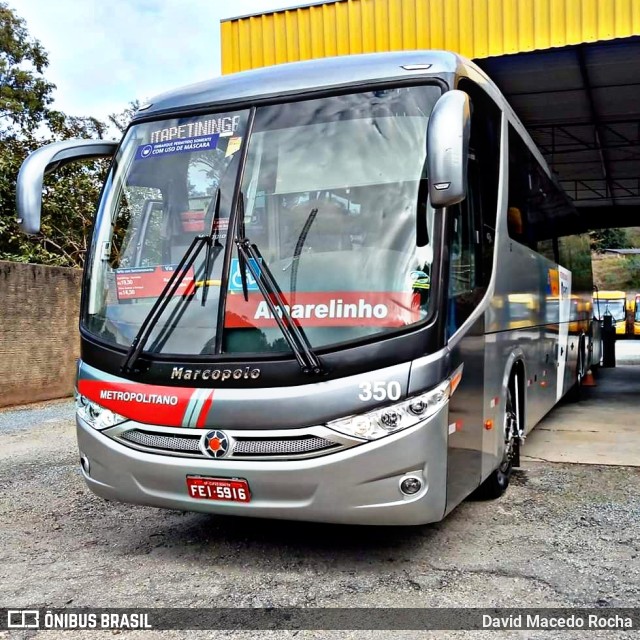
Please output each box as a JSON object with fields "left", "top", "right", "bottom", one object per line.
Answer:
{"left": 327, "top": 376, "right": 456, "bottom": 441}
{"left": 75, "top": 391, "right": 127, "bottom": 430}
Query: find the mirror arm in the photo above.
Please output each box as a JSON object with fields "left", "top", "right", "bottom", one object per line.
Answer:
{"left": 16, "top": 139, "right": 118, "bottom": 235}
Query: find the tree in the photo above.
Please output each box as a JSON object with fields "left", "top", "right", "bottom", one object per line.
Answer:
{"left": 0, "top": 3, "right": 126, "bottom": 268}
{"left": 0, "top": 1, "right": 54, "bottom": 135}
{"left": 108, "top": 99, "right": 140, "bottom": 134}
{"left": 589, "top": 228, "right": 630, "bottom": 253}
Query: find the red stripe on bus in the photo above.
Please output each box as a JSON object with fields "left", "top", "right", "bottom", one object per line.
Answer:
{"left": 196, "top": 391, "right": 215, "bottom": 428}
{"left": 79, "top": 379, "right": 196, "bottom": 427}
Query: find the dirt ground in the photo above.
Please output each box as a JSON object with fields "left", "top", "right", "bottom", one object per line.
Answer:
{"left": 0, "top": 401, "right": 639, "bottom": 639}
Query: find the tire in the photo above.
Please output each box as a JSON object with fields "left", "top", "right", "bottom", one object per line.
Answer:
{"left": 473, "top": 385, "right": 518, "bottom": 500}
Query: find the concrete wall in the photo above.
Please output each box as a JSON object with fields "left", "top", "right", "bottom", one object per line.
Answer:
{"left": 0, "top": 261, "right": 82, "bottom": 408}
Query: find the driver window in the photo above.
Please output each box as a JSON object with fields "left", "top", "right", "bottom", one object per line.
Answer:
{"left": 111, "top": 186, "right": 164, "bottom": 268}
{"left": 137, "top": 202, "right": 165, "bottom": 266}
{"left": 446, "top": 176, "right": 481, "bottom": 339}
{"left": 447, "top": 78, "right": 501, "bottom": 338}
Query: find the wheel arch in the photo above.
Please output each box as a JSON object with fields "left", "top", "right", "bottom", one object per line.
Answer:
{"left": 498, "top": 351, "right": 526, "bottom": 465}
{"left": 500, "top": 350, "right": 526, "bottom": 423}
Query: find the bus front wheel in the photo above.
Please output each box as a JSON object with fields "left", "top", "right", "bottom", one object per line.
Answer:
{"left": 473, "top": 385, "right": 518, "bottom": 500}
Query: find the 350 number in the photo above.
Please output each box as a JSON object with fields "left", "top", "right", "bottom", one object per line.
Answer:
{"left": 358, "top": 381, "right": 401, "bottom": 402}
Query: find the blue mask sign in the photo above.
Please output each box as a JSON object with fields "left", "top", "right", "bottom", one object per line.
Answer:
{"left": 135, "top": 134, "right": 219, "bottom": 161}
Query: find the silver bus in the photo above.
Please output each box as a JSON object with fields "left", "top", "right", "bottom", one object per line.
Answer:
{"left": 17, "top": 51, "right": 595, "bottom": 525}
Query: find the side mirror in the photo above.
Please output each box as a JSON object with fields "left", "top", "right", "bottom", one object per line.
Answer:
{"left": 16, "top": 138, "right": 118, "bottom": 235}
{"left": 427, "top": 89, "right": 471, "bottom": 208}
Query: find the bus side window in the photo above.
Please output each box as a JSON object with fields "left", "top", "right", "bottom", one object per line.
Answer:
{"left": 507, "top": 127, "right": 534, "bottom": 247}
{"left": 458, "top": 78, "right": 500, "bottom": 287}
{"left": 447, "top": 79, "right": 501, "bottom": 337}
{"left": 449, "top": 202, "right": 477, "bottom": 295}
{"left": 447, "top": 195, "right": 479, "bottom": 337}
{"left": 507, "top": 125, "right": 562, "bottom": 259}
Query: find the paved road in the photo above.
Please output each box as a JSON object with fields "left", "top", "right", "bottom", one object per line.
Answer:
{"left": 1, "top": 398, "right": 639, "bottom": 639}
{"left": 616, "top": 337, "right": 640, "bottom": 364}
{"left": 523, "top": 364, "right": 640, "bottom": 466}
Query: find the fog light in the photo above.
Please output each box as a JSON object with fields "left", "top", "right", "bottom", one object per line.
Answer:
{"left": 80, "top": 454, "right": 90, "bottom": 475}
{"left": 400, "top": 476, "right": 422, "bottom": 495}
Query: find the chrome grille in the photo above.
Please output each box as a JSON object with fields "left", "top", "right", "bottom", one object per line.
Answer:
{"left": 120, "top": 430, "right": 201, "bottom": 452}
{"left": 233, "top": 436, "right": 338, "bottom": 456}
{"left": 114, "top": 428, "right": 346, "bottom": 460}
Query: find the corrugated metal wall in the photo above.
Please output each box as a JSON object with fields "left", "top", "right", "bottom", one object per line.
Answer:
{"left": 221, "top": 0, "right": 640, "bottom": 74}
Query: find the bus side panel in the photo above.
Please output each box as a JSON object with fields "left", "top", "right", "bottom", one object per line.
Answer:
{"left": 486, "top": 240, "right": 560, "bottom": 434}
{"left": 480, "top": 333, "right": 524, "bottom": 480}
{"left": 445, "top": 317, "right": 485, "bottom": 514}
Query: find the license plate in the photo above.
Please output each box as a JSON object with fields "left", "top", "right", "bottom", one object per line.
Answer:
{"left": 186, "top": 476, "right": 251, "bottom": 503}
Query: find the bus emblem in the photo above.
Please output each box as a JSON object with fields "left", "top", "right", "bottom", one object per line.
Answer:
{"left": 201, "top": 430, "right": 231, "bottom": 459}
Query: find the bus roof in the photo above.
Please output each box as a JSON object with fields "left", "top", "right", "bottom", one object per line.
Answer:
{"left": 130, "top": 49, "right": 552, "bottom": 184}
{"left": 594, "top": 291, "right": 626, "bottom": 298}
{"left": 132, "top": 50, "right": 463, "bottom": 119}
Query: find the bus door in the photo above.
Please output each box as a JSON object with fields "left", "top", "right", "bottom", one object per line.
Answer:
{"left": 444, "top": 81, "right": 501, "bottom": 510}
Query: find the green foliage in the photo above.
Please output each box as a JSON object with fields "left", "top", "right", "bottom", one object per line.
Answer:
{"left": 626, "top": 255, "right": 640, "bottom": 284}
{"left": 0, "top": 123, "right": 109, "bottom": 267}
{"left": 559, "top": 234, "right": 593, "bottom": 292}
{"left": 108, "top": 99, "right": 139, "bottom": 134}
{"left": 0, "top": 3, "right": 135, "bottom": 268}
{"left": 589, "top": 227, "right": 630, "bottom": 253}
{"left": 0, "top": 2, "right": 53, "bottom": 135}
{"left": 590, "top": 227, "right": 640, "bottom": 292}
{"left": 624, "top": 226, "right": 640, "bottom": 248}
{"left": 593, "top": 253, "right": 640, "bottom": 292}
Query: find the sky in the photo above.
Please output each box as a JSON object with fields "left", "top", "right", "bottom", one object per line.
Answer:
{"left": 9, "top": 0, "right": 305, "bottom": 120}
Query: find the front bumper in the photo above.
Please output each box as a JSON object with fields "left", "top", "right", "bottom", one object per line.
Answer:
{"left": 77, "top": 407, "right": 449, "bottom": 526}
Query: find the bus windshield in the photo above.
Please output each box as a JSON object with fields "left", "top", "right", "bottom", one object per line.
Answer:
{"left": 83, "top": 84, "right": 441, "bottom": 357}
{"left": 594, "top": 299, "right": 626, "bottom": 321}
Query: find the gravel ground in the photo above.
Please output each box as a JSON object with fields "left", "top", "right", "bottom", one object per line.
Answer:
{"left": 0, "top": 400, "right": 639, "bottom": 640}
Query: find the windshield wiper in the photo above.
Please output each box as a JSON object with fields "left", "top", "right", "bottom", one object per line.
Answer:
{"left": 234, "top": 194, "right": 323, "bottom": 375}
{"left": 290, "top": 207, "right": 319, "bottom": 297}
{"left": 121, "top": 188, "right": 222, "bottom": 375}
{"left": 201, "top": 187, "right": 223, "bottom": 306}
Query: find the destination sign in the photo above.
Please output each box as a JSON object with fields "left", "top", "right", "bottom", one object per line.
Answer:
{"left": 150, "top": 115, "right": 241, "bottom": 143}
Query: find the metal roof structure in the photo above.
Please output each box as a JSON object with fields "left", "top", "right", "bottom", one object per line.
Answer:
{"left": 477, "top": 36, "right": 640, "bottom": 228}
